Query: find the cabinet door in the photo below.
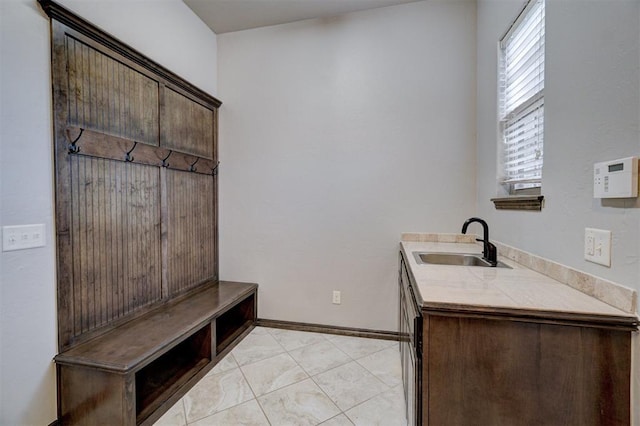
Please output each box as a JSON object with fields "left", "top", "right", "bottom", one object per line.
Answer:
{"left": 399, "top": 253, "right": 422, "bottom": 426}
{"left": 426, "top": 315, "right": 631, "bottom": 425}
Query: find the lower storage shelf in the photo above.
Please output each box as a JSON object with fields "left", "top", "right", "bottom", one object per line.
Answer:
{"left": 135, "top": 324, "right": 212, "bottom": 423}
{"left": 216, "top": 292, "right": 255, "bottom": 353}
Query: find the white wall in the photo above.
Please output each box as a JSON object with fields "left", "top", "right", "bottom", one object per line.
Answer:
{"left": 0, "top": 1, "right": 217, "bottom": 424}
{"left": 57, "top": 0, "right": 218, "bottom": 97}
{"left": 218, "top": 1, "right": 477, "bottom": 331}
{"left": 0, "top": 2, "right": 57, "bottom": 424}
{"left": 476, "top": 0, "right": 639, "bottom": 294}
{"left": 476, "top": 0, "right": 640, "bottom": 422}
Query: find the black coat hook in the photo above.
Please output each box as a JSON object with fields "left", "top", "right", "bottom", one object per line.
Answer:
{"left": 211, "top": 161, "right": 220, "bottom": 176}
{"left": 125, "top": 141, "right": 138, "bottom": 162}
{"left": 68, "top": 128, "right": 84, "bottom": 154}
{"left": 189, "top": 157, "right": 200, "bottom": 172}
{"left": 161, "top": 150, "right": 173, "bottom": 168}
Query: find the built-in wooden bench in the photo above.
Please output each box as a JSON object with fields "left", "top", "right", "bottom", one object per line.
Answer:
{"left": 55, "top": 281, "right": 258, "bottom": 426}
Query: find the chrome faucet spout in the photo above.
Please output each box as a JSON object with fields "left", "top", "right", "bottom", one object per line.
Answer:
{"left": 461, "top": 217, "right": 497, "bottom": 266}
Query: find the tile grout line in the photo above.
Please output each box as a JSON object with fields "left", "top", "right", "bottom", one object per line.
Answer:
{"left": 265, "top": 327, "right": 358, "bottom": 423}
{"left": 236, "top": 357, "right": 273, "bottom": 426}
{"left": 156, "top": 326, "right": 404, "bottom": 426}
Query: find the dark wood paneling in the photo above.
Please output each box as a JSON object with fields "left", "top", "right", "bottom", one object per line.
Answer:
{"left": 65, "top": 127, "right": 219, "bottom": 176}
{"left": 425, "top": 315, "right": 631, "bottom": 426}
{"left": 165, "top": 170, "right": 216, "bottom": 296}
{"left": 68, "top": 157, "right": 161, "bottom": 339}
{"left": 66, "top": 35, "right": 159, "bottom": 145}
{"left": 39, "top": 0, "right": 221, "bottom": 109}
{"left": 163, "top": 88, "right": 214, "bottom": 159}
{"left": 44, "top": 2, "right": 226, "bottom": 422}
{"left": 50, "top": 17, "right": 220, "bottom": 350}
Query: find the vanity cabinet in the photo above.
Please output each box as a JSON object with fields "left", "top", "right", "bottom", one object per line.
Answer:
{"left": 398, "top": 250, "right": 636, "bottom": 426}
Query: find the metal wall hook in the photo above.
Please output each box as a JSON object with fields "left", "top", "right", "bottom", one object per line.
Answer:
{"left": 189, "top": 157, "right": 200, "bottom": 172}
{"left": 125, "top": 141, "right": 138, "bottom": 162}
{"left": 161, "top": 150, "right": 173, "bottom": 168}
{"left": 68, "top": 128, "right": 84, "bottom": 154}
{"left": 211, "top": 161, "right": 220, "bottom": 176}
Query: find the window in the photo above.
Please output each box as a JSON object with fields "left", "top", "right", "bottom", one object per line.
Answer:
{"left": 498, "top": 0, "right": 545, "bottom": 195}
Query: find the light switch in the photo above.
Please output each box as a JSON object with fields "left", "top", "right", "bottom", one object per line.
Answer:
{"left": 584, "top": 228, "right": 611, "bottom": 267}
{"left": 2, "top": 224, "right": 46, "bottom": 251}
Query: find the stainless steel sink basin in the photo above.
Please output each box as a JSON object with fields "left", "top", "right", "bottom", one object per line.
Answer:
{"left": 413, "top": 252, "right": 511, "bottom": 268}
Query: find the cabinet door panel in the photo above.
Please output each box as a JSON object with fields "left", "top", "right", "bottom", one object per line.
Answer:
{"left": 163, "top": 88, "right": 215, "bottom": 159}
{"left": 427, "top": 315, "right": 630, "bottom": 426}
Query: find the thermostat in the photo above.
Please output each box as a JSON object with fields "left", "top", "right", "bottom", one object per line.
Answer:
{"left": 593, "top": 156, "right": 638, "bottom": 198}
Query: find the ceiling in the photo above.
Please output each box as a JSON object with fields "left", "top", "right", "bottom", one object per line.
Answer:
{"left": 183, "top": 0, "right": 423, "bottom": 34}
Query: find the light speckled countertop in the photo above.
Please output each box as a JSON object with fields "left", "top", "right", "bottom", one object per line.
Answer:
{"left": 401, "top": 240, "right": 637, "bottom": 326}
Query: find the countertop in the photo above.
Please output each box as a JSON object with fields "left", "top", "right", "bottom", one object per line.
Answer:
{"left": 400, "top": 240, "right": 638, "bottom": 327}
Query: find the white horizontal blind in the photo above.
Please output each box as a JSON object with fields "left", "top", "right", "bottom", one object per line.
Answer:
{"left": 499, "top": 0, "right": 545, "bottom": 189}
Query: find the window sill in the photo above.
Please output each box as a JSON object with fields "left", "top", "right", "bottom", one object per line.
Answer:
{"left": 491, "top": 195, "right": 544, "bottom": 211}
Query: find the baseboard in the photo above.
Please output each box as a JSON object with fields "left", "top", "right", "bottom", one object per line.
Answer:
{"left": 48, "top": 420, "right": 59, "bottom": 426}
{"left": 256, "top": 318, "right": 399, "bottom": 341}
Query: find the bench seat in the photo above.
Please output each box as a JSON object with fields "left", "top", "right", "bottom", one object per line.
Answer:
{"left": 55, "top": 280, "right": 258, "bottom": 425}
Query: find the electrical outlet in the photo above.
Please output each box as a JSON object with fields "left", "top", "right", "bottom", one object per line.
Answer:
{"left": 584, "top": 228, "right": 611, "bottom": 267}
{"left": 2, "top": 224, "right": 46, "bottom": 251}
{"left": 332, "top": 290, "right": 341, "bottom": 305}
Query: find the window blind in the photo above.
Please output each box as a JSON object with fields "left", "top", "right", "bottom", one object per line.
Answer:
{"left": 499, "top": 0, "right": 545, "bottom": 188}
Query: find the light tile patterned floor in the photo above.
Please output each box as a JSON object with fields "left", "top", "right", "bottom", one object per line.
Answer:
{"left": 154, "top": 326, "right": 407, "bottom": 426}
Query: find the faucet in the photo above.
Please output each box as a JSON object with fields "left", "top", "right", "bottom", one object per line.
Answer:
{"left": 461, "top": 217, "right": 497, "bottom": 266}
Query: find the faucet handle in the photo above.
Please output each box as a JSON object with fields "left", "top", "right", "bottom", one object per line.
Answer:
{"left": 485, "top": 242, "right": 498, "bottom": 265}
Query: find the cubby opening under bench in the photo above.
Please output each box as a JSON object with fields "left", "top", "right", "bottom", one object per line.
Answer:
{"left": 54, "top": 281, "right": 257, "bottom": 426}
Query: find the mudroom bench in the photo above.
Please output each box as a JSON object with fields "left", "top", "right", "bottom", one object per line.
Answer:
{"left": 55, "top": 281, "right": 258, "bottom": 426}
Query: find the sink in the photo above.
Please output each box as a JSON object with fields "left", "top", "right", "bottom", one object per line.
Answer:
{"left": 413, "top": 252, "right": 511, "bottom": 268}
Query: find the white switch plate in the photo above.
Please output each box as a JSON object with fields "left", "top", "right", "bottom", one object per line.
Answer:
{"left": 332, "top": 290, "right": 341, "bottom": 305}
{"left": 584, "top": 228, "right": 611, "bottom": 267}
{"left": 2, "top": 224, "right": 46, "bottom": 251}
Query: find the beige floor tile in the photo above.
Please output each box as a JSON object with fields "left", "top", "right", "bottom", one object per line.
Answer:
{"left": 241, "top": 352, "right": 309, "bottom": 396}
{"left": 312, "top": 361, "right": 389, "bottom": 411}
{"left": 320, "top": 413, "right": 355, "bottom": 425}
{"left": 153, "top": 399, "right": 185, "bottom": 426}
{"left": 183, "top": 368, "right": 254, "bottom": 423}
{"left": 188, "top": 399, "right": 269, "bottom": 426}
{"left": 231, "top": 332, "right": 285, "bottom": 366}
{"left": 207, "top": 352, "right": 238, "bottom": 376}
{"left": 327, "top": 335, "right": 395, "bottom": 359}
{"left": 356, "top": 346, "right": 402, "bottom": 387}
{"left": 288, "top": 340, "right": 352, "bottom": 376}
{"left": 154, "top": 333, "right": 406, "bottom": 426}
{"left": 257, "top": 378, "right": 341, "bottom": 426}
{"left": 345, "top": 385, "right": 407, "bottom": 426}
{"left": 270, "top": 329, "right": 329, "bottom": 351}
{"left": 249, "top": 326, "right": 271, "bottom": 335}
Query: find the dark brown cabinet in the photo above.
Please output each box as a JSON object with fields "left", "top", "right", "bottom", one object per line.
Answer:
{"left": 399, "top": 250, "right": 636, "bottom": 426}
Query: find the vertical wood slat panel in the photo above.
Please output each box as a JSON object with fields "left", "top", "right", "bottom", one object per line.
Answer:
{"left": 165, "top": 170, "right": 215, "bottom": 296}
{"left": 163, "top": 88, "right": 214, "bottom": 159}
{"left": 53, "top": 19, "right": 220, "bottom": 349}
{"left": 70, "top": 157, "right": 162, "bottom": 337}
{"left": 66, "top": 35, "right": 159, "bottom": 146}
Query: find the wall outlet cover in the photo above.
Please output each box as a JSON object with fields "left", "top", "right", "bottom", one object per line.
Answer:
{"left": 584, "top": 228, "right": 611, "bottom": 267}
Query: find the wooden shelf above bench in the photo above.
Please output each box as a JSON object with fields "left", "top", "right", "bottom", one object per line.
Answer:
{"left": 56, "top": 281, "right": 257, "bottom": 426}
